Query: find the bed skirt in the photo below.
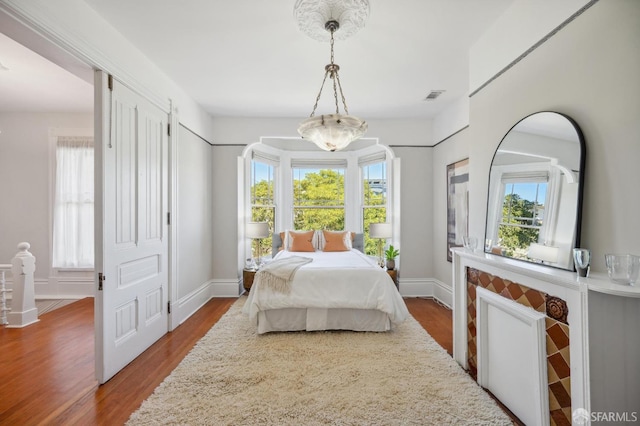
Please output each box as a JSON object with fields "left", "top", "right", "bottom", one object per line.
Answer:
{"left": 256, "top": 308, "right": 391, "bottom": 334}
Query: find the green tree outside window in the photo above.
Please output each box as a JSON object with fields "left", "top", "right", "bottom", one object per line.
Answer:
{"left": 293, "top": 168, "right": 345, "bottom": 231}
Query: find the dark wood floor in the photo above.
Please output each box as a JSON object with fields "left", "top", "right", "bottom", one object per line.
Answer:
{"left": 0, "top": 296, "right": 496, "bottom": 425}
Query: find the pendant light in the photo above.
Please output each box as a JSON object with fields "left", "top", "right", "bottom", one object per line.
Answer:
{"left": 294, "top": 0, "right": 369, "bottom": 152}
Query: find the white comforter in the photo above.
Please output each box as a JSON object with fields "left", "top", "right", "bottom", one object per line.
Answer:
{"left": 242, "top": 249, "right": 409, "bottom": 326}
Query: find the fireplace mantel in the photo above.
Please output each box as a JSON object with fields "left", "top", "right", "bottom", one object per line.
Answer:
{"left": 451, "top": 248, "right": 640, "bottom": 425}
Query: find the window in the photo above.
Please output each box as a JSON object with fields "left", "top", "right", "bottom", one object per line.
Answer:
{"left": 362, "top": 161, "right": 387, "bottom": 256}
{"left": 243, "top": 145, "right": 396, "bottom": 258}
{"left": 292, "top": 167, "right": 345, "bottom": 231}
{"left": 52, "top": 136, "right": 94, "bottom": 268}
{"left": 498, "top": 175, "right": 548, "bottom": 259}
{"left": 251, "top": 159, "right": 275, "bottom": 258}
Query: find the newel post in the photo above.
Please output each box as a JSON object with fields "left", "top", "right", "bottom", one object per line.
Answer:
{"left": 7, "top": 242, "right": 39, "bottom": 328}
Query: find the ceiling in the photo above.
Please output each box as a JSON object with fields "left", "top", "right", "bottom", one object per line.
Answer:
{"left": 0, "top": 0, "right": 515, "bottom": 119}
{"left": 0, "top": 32, "right": 93, "bottom": 112}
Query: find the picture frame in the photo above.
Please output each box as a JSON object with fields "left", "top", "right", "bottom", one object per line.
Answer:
{"left": 446, "top": 158, "right": 469, "bottom": 262}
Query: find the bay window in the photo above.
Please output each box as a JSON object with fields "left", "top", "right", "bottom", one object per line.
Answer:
{"left": 292, "top": 164, "right": 345, "bottom": 231}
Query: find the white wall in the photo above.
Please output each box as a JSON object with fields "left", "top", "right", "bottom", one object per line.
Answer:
{"left": 391, "top": 147, "right": 433, "bottom": 280}
{"left": 176, "top": 126, "right": 214, "bottom": 300}
{"left": 469, "top": 0, "right": 592, "bottom": 93}
{"left": 432, "top": 0, "right": 640, "bottom": 287}
{"left": 211, "top": 145, "right": 245, "bottom": 287}
{"left": 436, "top": 0, "right": 591, "bottom": 146}
{"left": 432, "top": 129, "right": 472, "bottom": 284}
{"left": 0, "top": 112, "right": 94, "bottom": 297}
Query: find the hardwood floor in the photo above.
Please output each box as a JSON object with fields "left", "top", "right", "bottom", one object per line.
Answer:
{"left": 0, "top": 296, "right": 510, "bottom": 425}
{"left": 0, "top": 297, "right": 235, "bottom": 425}
{"left": 404, "top": 297, "right": 453, "bottom": 355}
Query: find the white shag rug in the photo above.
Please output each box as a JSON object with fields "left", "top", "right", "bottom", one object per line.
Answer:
{"left": 127, "top": 298, "right": 513, "bottom": 425}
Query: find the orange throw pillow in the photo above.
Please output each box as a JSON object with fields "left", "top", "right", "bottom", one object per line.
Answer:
{"left": 322, "top": 230, "right": 349, "bottom": 252}
{"left": 289, "top": 230, "right": 316, "bottom": 252}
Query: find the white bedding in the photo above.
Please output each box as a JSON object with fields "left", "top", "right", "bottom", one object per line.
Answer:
{"left": 242, "top": 249, "right": 409, "bottom": 332}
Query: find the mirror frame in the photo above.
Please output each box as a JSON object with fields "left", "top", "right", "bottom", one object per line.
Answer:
{"left": 484, "top": 111, "right": 586, "bottom": 271}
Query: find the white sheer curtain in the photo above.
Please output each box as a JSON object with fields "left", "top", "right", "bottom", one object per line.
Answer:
{"left": 52, "top": 136, "right": 94, "bottom": 268}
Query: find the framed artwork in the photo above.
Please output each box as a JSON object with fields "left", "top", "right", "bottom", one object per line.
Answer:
{"left": 446, "top": 158, "right": 469, "bottom": 262}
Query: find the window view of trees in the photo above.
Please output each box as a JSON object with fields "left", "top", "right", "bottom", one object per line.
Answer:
{"left": 498, "top": 182, "right": 546, "bottom": 259}
{"left": 293, "top": 168, "right": 345, "bottom": 231}
{"left": 250, "top": 158, "right": 389, "bottom": 259}
{"left": 362, "top": 162, "right": 387, "bottom": 256}
{"left": 251, "top": 161, "right": 275, "bottom": 258}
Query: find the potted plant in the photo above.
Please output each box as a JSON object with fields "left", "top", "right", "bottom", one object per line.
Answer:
{"left": 385, "top": 245, "right": 400, "bottom": 270}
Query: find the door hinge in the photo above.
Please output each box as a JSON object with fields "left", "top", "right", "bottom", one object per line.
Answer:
{"left": 98, "top": 272, "right": 105, "bottom": 291}
{"left": 167, "top": 212, "right": 171, "bottom": 225}
{"left": 167, "top": 122, "right": 171, "bottom": 136}
{"left": 107, "top": 74, "right": 113, "bottom": 91}
{"left": 167, "top": 301, "right": 171, "bottom": 314}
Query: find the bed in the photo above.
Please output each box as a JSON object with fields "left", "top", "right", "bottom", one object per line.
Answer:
{"left": 242, "top": 230, "right": 409, "bottom": 334}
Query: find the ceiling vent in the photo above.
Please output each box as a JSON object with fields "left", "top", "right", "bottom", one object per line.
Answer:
{"left": 423, "top": 90, "right": 445, "bottom": 101}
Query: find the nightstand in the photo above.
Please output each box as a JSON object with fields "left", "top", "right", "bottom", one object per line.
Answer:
{"left": 243, "top": 269, "right": 257, "bottom": 293}
{"left": 386, "top": 269, "right": 398, "bottom": 289}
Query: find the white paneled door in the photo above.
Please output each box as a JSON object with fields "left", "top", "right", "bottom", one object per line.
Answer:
{"left": 94, "top": 72, "right": 170, "bottom": 383}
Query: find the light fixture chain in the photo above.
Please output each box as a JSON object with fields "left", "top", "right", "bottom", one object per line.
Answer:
{"left": 334, "top": 73, "right": 349, "bottom": 115}
{"left": 332, "top": 70, "right": 340, "bottom": 114}
{"left": 328, "top": 27, "right": 349, "bottom": 115}
{"left": 298, "top": 15, "right": 368, "bottom": 152}
{"left": 330, "top": 27, "right": 335, "bottom": 66}
{"left": 309, "top": 69, "right": 330, "bottom": 117}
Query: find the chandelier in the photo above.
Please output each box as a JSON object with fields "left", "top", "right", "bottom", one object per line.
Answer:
{"left": 294, "top": 0, "right": 369, "bottom": 152}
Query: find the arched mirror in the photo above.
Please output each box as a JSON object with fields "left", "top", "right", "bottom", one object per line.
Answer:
{"left": 485, "top": 111, "right": 585, "bottom": 270}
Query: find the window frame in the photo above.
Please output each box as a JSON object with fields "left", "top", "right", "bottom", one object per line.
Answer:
{"left": 361, "top": 160, "right": 387, "bottom": 256}
{"left": 250, "top": 158, "right": 277, "bottom": 258}
{"left": 487, "top": 163, "right": 561, "bottom": 259}
{"left": 241, "top": 142, "right": 396, "bottom": 265}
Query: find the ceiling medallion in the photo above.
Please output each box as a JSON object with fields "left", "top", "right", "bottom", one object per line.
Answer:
{"left": 294, "top": 0, "right": 370, "bottom": 152}
{"left": 293, "top": 0, "right": 370, "bottom": 42}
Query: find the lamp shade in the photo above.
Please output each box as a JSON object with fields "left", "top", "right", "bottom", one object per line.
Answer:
{"left": 369, "top": 222, "right": 392, "bottom": 239}
{"left": 298, "top": 114, "right": 368, "bottom": 152}
{"left": 246, "top": 222, "right": 269, "bottom": 239}
{"left": 528, "top": 243, "right": 559, "bottom": 263}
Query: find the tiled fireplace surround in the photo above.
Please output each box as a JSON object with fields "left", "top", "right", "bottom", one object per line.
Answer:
{"left": 452, "top": 249, "right": 640, "bottom": 426}
{"left": 451, "top": 248, "right": 594, "bottom": 426}
{"left": 466, "top": 267, "right": 572, "bottom": 425}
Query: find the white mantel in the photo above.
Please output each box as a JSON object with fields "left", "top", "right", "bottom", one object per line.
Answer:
{"left": 452, "top": 248, "right": 640, "bottom": 424}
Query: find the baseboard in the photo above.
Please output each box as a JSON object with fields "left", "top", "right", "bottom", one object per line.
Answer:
{"left": 210, "top": 279, "right": 243, "bottom": 297}
{"left": 1, "top": 276, "right": 96, "bottom": 299}
{"left": 399, "top": 277, "right": 452, "bottom": 308}
{"left": 175, "top": 280, "right": 215, "bottom": 326}
{"left": 431, "top": 279, "right": 453, "bottom": 308}
{"left": 174, "top": 278, "right": 242, "bottom": 327}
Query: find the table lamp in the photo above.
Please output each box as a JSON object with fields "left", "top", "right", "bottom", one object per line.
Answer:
{"left": 369, "top": 222, "right": 392, "bottom": 267}
{"left": 246, "top": 222, "right": 269, "bottom": 268}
